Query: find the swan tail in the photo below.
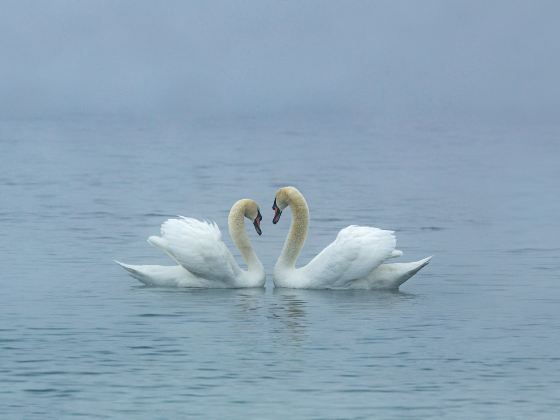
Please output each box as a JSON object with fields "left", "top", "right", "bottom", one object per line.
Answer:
{"left": 114, "top": 260, "right": 156, "bottom": 285}
{"left": 115, "top": 260, "right": 211, "bottom": 287}
{"left": 365, "top": 256, "right": 432, "bottom": 290}
{"left": 115, "top": 260, "right": 190, "bottom": 287}
{"left": 402, "top": 256, "right": 432, "bottom": 279}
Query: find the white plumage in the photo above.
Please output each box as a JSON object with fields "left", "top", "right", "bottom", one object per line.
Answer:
{"left": 116, "top": 200, "right": 265, "bottom": 288}
{"left": 273, "top": 187, "right": 431, "bottom": 289}
{"left": 301, "top": 226, "right": 400, "bottom": 288}
{"left": 148, "top": 217, "right": 241, "bottom": 284}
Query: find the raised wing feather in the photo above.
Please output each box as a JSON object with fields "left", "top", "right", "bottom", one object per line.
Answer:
{"left": 148, "top": 217, "right": 241, "bottom": 284}
{"left": 302, "top": 225, "right": 399, "bottom": 288}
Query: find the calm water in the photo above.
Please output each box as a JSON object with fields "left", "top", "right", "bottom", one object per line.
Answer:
{"left": 1, "top": 118, "right": 559, "bottom": 418}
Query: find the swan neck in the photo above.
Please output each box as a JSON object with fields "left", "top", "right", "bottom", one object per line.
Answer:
{"left": 277, "top": 191, "right": 309, "bottom": 269}
{"left": 228, "top": 202, "right": 262, "bottom": 272}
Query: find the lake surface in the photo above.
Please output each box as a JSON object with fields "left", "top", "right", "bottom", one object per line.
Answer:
{"left": 1, "top": 117, "right": 559, "bottom": 418}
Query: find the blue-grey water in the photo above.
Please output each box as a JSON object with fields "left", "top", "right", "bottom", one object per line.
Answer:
{"left": 1, "top": 118, "right": 559, "bottom": 418}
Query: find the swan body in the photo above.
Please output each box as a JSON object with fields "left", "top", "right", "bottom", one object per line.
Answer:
{"left": 116, "top": 199, "right": 265, "bottom": 288}
{"left": 272, "top": 187, "right": 431, "bottom": 289}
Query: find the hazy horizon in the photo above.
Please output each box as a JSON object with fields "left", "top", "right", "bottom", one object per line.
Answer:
{"left": 1, "top": 1, "right": 559, "bottom": 122}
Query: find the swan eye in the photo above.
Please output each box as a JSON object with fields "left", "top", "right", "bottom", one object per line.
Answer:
{"left": 272, "top": 199, "right": 278, "bottom": 211}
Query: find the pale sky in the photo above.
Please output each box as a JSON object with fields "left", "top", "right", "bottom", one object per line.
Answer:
{"left": 1, "top": 0, "right": 559, "bottom": 121}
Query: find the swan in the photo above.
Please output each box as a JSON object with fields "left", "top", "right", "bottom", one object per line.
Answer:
{"left": 271, "top": 186, "right": 431, "bottom": 289}
{"left": 115, "top": 199, "right": 265, "bottom": 288}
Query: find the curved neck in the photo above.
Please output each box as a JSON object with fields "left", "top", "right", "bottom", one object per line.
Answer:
{"left": 276, "top": 190, "right": 309, "bottom": 269}
{"left": 228, "top": 202, "right": 262, "bottom": 272}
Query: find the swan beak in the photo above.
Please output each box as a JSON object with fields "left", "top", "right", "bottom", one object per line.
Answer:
{"left": 272, "top": 199, "right": 282, "bottom": 224}
{"left": 253, "top": 211, "right": 262, "bottom": 236}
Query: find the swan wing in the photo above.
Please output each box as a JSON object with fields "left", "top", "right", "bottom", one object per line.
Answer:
{"left": 302, "top": 225, "right": 399, "bottom": 288}
{"left": 148, "top": 217, "right": 241, "bottom": 284}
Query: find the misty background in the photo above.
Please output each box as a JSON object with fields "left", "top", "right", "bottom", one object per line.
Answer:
{"left": 1, "top": 0, "right": 559, "bottom": 122}
{"left": 2, "top": 2, "right": 560, "bottom": 417}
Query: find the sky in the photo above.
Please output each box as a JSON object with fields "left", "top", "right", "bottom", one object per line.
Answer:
{"left": 1, "top": 0, "right": 559, "bottom": 121}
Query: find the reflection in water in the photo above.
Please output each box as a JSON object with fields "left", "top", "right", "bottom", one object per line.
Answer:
{"left": 233, "top": 288, "right": 266, "bottom": 313}
{"left": 268, "top": 288, "right": 415, "bottom": 346}
{"left": 275, "top": 287, "right": 414, "bottom": 309}
{"left": 269, "top": 289, "right": 309, "bottom": 345}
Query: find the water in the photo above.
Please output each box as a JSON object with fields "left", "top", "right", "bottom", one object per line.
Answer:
{"left": 1, "top": 117, "right": 559, "bottom": 418}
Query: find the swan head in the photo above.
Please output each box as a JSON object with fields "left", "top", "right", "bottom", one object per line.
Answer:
{"left": 230, "top": 199, "right": 263, "bottom": 235}
{"left": 245, "top": 199, "right": 263, "bottom": 236}
{"left": 272, "top": 186, "right": 300, "bottom": 224}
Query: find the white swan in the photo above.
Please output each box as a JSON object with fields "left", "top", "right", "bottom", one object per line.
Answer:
{"left": 271, "top": 186, "right": 431, "bottom": 289}
{"left": 116, "top": 199, "right": 265, "bottom": 288}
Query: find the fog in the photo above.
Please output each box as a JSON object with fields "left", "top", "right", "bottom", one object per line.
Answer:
{"left": 1, "top": 0, "right": 559, "bottom": 121}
